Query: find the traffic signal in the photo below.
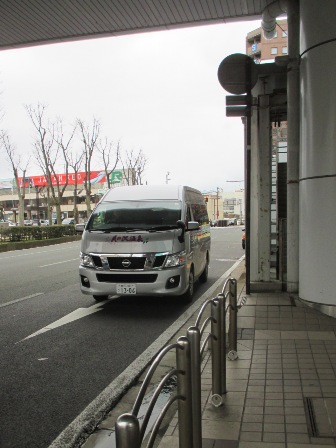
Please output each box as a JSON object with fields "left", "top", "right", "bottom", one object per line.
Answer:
{"left": 205, "top": 195, "right": 209, "bottom": 203}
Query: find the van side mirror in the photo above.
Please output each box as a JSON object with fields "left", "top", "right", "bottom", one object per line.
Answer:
{"left": 187, "top": 221, "right": 200, "bottom": 231}
{"left": 176, "top": 220, "right": 185, "bottom": 243}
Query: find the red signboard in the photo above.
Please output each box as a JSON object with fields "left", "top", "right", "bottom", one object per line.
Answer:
{"left": 18, "top": 171, "right": 107, "bottom": 188}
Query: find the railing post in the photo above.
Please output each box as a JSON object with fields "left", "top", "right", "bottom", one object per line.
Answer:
{"left": 187, "top": 326, "right": 202, "bottom": 448}
{"left": 115, "top": 413, "right": 141, "bottom": 448}
{"left": 210, "top": 298, "right": 223, "bottom": 407}
{"left": 216, "top": 293, "right": 227, "bottom": 394}
{"left": 176, "top": 336, "right": 192, "bottom": 448}
{"left": 228, "top": 278, "right": 238, "bottom": 360}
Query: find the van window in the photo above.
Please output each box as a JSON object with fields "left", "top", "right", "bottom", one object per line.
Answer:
{"left": 87, "top": 200, "right": 182, "bottom": 231}
{"left": 191, "top": 203, "right": 209, "bottom": 225}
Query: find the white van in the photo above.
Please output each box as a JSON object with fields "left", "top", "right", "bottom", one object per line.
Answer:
{"left": 79, "top": 184, "right": 211, "bottom": 302}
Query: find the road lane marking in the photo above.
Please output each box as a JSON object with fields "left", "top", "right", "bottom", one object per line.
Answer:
{"left": 39, "top": 258, "right": 78, "bottom": 267}
{"left": 18, "top": 300, "right": 112, "bottom": 342}
{"left": 0, "top": 293, "right": 44, "bottom": 308}
{"left": 0, "top": 242, "right": 80, "bottom": 260}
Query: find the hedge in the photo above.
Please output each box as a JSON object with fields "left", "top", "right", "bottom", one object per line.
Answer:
{"left": 0, "top": 225, "right": 78, "bottom": 243}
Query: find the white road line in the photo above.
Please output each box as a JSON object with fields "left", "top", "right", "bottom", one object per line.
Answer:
{"left": 19, "top": 300, "right": 110, "bottom": 342}
{"left": 0, "top": 293, "right": 44, "bottom": 308}
{"left": 39, "top": 258, "right": 79, "bottom": 267}
{"left": 0, "top": 242, "right": 80, "bottom": 260}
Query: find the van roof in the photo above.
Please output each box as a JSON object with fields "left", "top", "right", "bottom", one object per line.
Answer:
{"left": 102, "top": 185, "right": 200, "bottom": 202}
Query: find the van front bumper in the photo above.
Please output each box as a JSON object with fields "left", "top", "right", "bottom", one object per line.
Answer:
{"left": 79, "top": 265, "right": 189, "bottom": 297}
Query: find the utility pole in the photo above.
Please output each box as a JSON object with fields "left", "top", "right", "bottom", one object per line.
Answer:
{"left": 166, "top": 172, "right": 171, "bottom": 184}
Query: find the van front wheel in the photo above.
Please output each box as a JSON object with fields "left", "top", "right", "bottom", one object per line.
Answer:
{"left": 183, "top": 270, "right": 194, "bottom": 303}
{"left": 93, "top": 295, "right": 109, "bottom": 301}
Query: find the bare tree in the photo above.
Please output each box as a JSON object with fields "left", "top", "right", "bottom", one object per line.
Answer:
{"left": 25, "top": 105, "right": 76, "bottom": 224}
{"left": 120, "top": 148, "right": 147, "bottom": 185}
{"left": 77, "top": 117, "right": 101, "bottom": 216}
{"left": 51, "top": 118, "right": 77, "bottom": 223}
{"left": 68, "top": 149, "right": 84, "bottom": 223}
{"left": 26, "top": 103, "right": 55, "bottom": 224}
{"left": 0, "top": 131, "right": 29, "bottom": 225}
{"left": 97, "top": 138, "right": 120, "bottom": 189}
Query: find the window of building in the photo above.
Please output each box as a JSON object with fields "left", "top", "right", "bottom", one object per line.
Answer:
{"left": 272, "top": 31, "right": 278, "bottom": 38}
{"left": 282, "top": 30, "right": 287, "bottom": 37}
{"left": 282, "top": 46, "right": 288, "bottom": 54}
{"left": 271, "top": 47, "right": 278, "bottom": 55}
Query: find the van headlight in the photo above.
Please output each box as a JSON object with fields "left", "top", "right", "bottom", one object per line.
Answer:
{"left": 80, "top": 252, "right": 95, "bottom": 268}
{"left": 165, "top": 251, "right": 186, "bottom": 268}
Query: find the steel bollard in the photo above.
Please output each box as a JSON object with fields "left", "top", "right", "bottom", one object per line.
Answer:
{"left": 115, "top": 413, "right": 141, "bottom": 448}
{"left": 210, "top": 298, "right": 223, "bottom": 407}
{"left": 176, "top": 336, "right": 193, "bottom": 448}
{"left": 187, "top": 326, "right": 202, "bottom": 448}
{"left": 228, "top": 278, "right": 238, "bottom": 360}
{"left": 216, "top": 292, "right": 227, "bottom": 394}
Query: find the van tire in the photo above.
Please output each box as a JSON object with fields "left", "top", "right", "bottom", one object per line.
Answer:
{"left": 93, "top": 295, "right": 108, "bottom": 301}
{"left": 183, "top": 270, "right": 194, "bottom": 303}
{"left": 199, "top": 257, "right": 209, "bottom": 283}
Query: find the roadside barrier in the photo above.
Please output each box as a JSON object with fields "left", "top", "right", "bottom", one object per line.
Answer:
{"left": 115, "top": 277, "right": 239, "bottom": 448}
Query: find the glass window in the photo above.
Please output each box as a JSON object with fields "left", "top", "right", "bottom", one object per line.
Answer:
{"left": 273, "top": 31, "right": 278, "bottom": 38}
{"left": 271, "top": 47, "right": 278, "bottom": 55}
{"left": 190, "top": 203, "right": 209, "bottom": 225}
{"left": 282, "top": 46, "right": 288, "bottom": 54}
{"left": 87, "top": 200, "right": 182, "bottom": 231}
{"left": 282, "top": 30, "right": 287, "bottom": 37}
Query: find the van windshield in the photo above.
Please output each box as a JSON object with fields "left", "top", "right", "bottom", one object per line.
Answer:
{"left": 87, "top": 200, "right": 182, "bottom": 232}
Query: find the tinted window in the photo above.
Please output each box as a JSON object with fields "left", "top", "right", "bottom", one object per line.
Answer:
{"left": 191, "top": 203, "right": 209, "bottom": 225}
{"left": 87, "top": 200, "right": 182, "bottom": 231}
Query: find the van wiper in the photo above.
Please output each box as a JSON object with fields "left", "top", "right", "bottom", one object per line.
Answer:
{"left": 103, "top": 227, "right": 146, "bottom": 233}
{"left": 147, "top": 225, "right": 177, "bottom": 232}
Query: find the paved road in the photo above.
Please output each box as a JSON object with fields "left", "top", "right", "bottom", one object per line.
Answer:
{"left": 0, "top": 227, "right": 244, "bottom": 448}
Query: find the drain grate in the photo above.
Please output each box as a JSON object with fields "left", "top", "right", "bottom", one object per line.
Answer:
{"left": 304, "top": 397, "right": 319, "bottom": 437}
{"left": 304, "top": 397, "right": 336, "bottom": 438}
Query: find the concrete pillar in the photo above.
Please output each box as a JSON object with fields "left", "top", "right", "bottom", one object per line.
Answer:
{"left": 286, "top": 0, "right": 300, "bottom": 293}
{"left": 258, "top": 95, "right": 271, "bottom": 281}
{"left": 299, "top": 0, "right": 336, "bottom": 305}
{"left": 250, "top": 96, "right": 260, "bottom": 282}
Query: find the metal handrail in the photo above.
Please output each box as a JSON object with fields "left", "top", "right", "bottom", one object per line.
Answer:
{"left": 115, "top": 276, "right": 239, "bottom": 448}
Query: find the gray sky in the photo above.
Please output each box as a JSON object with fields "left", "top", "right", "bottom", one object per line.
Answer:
{"left": 0, "top": 19, "right": 259, "bottom": 193}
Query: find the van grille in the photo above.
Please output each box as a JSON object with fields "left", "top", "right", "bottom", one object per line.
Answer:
{"left": 91, "top": 254, "right": 167, "bottom": 270}
{"left": 108, "top": 256, "right": 146, "bottom": 269}
{"left": 96, "top": 274, "right": 158, "bottom": 283}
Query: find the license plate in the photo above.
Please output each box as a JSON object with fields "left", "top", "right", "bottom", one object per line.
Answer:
{"left": 116, "top": 284, "right": 136, "bottom": 294}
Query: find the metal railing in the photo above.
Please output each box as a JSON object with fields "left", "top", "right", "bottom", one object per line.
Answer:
{"left": 115, "top": 277, "right": 239, "bottom": 448}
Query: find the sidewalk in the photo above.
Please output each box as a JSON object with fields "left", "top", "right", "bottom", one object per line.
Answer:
{"left": 83, "top": 260, "right": 336, "bottom": 448}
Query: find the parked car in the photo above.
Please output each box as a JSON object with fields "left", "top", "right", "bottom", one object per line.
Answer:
{"left": 6, "top": 220, "right": 17, "bottom": 226}
{"left": 62, "top": 217, "right": 75, "bottom": 225}
{"left": 24, "top": 219, "right": 33, "bottom": 226}
{"left": 75, "top": 219, "right": 88, "bottom": 233}
{"left": 40, "top": 219, "right": 49, "bottom": 226}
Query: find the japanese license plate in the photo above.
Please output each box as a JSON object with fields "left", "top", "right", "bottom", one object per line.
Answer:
{"left": 116, "top": 284, "right": 136, "bottom": 294}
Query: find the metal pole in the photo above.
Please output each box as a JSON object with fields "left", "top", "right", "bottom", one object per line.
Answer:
{"left": 211, "top": 299, "right": 223, "bottom": 407}
{"left": 176, "top": 336, "right": 192, "bottom": 448}
{"left": 245, "top": 99, "right": 251, "bottom": 294}
{"left": 228, "top": 279, "right": 238, "bottom": 358}
{"left": 187, "top": 326, "right": 202, "bottom": 448}
{"left": 216, "top": 293, "right": 227, "bottom": 394}
{"left": 115, "top": 413, "right": 141, "bottom": 448}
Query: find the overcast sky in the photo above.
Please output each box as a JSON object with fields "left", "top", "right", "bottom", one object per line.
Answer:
{"left": 0, "top": 19, "right": 260, "bottom": 193}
